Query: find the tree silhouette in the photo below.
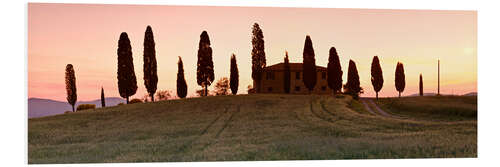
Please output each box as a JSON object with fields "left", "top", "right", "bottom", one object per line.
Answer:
{"left": 251, "top": 23, "right": 266, "bottom": 93}
{"left": 371, "top": 56, "right": 384, "bottom": 100}
{"left": 327, "top": 47, "right": 343, "bottom": 95}
{"left": 117, "top": 32, "right": 138, "bottom": 104}
{"left": 283, "top": 51, "right": 291, "bottom": 94}
{"left": 196, "top": 31, "right": 215, "bottom": 96}
{"left": 302, "top": 35, "right": 317, "bottom": 93}
{"left": 344, "top": 60, "right": 363, "bottom": 99}
{"left": 419, "top": 74, "right": 423, "bottom": 96}
{"left": 177, "top": 57, "right": 188, "bottom": 98}
{"left": 230, "top": 54, "right": 239, "bottom": 95}
{"left": 395, "top": 62, "right": 406, "bottom": 98}
{"left": 65, "top": 64, "right": 77, "bottom": 112}
{"left": 143, "top": 25, "right": 158, "bottom": 102}
{"left": 214, "top": 77, "right": 230, "bottom": 96}
{"left": 101, "top": 87, "right": 105, "bottom": 107}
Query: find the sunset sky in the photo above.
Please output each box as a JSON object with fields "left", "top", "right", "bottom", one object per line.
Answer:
{"left": 28, "top": 3, "right": 476, "bottom": 101}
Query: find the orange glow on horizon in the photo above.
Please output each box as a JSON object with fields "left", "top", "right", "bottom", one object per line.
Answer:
{"left": 28, "top": 3, "right": 477, "bottom": 101}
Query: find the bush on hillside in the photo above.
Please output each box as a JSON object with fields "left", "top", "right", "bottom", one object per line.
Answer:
{"left": 156, "top": 90, "right": 173, "bottom": 101}
{"left": 247, "top": 85, "right": 256, "bottom": 94}
{"left": 129, "top": 98, "right": 143, "bottom": 104}
{"left": 76, "top": 104, "right": 96, "bottom": 111}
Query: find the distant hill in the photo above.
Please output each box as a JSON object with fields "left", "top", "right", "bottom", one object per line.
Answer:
{"left": 462, "top": 92, "right": 477, "bottom": 96}
{"left": 407, "top": 93, "right": 439, "bottom": 97}
{"left": 28, "top": 97, "right": 125, "bottom": 118}
{"left": 407, "top": 92, "right": 477, "bottom": 97}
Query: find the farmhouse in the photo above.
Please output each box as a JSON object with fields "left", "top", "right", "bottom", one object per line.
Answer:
{"left": 255, "top": 63, "right": 332, "bottom": 94}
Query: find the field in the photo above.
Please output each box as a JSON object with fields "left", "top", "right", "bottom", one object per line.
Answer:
{"left": 28, "top": 94, "right": 477, "bottom": 163}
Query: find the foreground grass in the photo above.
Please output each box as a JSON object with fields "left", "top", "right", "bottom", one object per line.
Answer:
{"left": 28, "top": 94, "right": 476, "bottom": 163}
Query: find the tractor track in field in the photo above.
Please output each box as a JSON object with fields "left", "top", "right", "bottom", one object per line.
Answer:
{"left": 310, "top": 100, "right": 339, "bottom": 123}
{"left": 176, "top": 104, "right": 242, "bottom": 155}
{"left": 215, "top": 105, "right": 241, "bottom": 138}
{"left": 360, "top": 98, "right": 402, "bottom": 119}
{"left": 319, "top": 100, "right": 339, "bottom": 119}
{"left": 174, "top": 106, "right": 229, "bottom": 155}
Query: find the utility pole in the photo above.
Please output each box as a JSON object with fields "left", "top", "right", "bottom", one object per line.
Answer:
{"left": 438, "top": 59, "right": 440, "bottom": 96}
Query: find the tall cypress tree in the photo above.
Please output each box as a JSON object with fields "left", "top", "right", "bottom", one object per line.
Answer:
{"left": 251, "top": 23, "right": 266, "bottom": 93}
{"left": 327, "top": 47, "right": 343, "bottom": 95}
{"left": 230, "top": 54, "right": 239, "bottom": 95}
{"left": 371, "top": 56, "right": 384, "bottom": 100}
{"left": 419, "top": 74, "right": 423, "bottom": 96}
{"left": 283, "top": 51, "right": 291, "bottom": 94}
{"left": 65, "top": 64, "right": 77, "bottom": 112}
{"left": 101, "top": 87, "right": 105, "bottom": 107}
{"left": 395, "top": 62, "right": 406, "bottom": 98}
{"left": 302, "top": 35, "right": 317, "bottom": 93}
{"left": 344, "top": 60, "right": 363, "bottom": 99}
{"left": 196, "top": 31, "right": 215, "bottom": 96}
{"left": 117, "top": 32, "right": 138, "bottom": 104}
{"left": 143, "top": 25, "right": 158, "bottom": 102}
{"left": 177, "top": 57, "right": 188, "bottom": 98}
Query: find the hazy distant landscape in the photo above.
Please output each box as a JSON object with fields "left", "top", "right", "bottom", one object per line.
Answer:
{"left": 28, "top": 97, "right": 124, "bottom": 118}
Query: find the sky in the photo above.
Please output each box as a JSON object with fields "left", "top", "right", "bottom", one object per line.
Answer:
{"left": 28, "top": 3, "right": 477, "bottom": 101}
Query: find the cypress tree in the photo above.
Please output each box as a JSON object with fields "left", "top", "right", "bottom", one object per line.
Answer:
{"left": 327, "top": 47, "right": 343, "bottom": 95}
{"left": 101, "top": 87, "right": 105, "bottom": 107}
{"left": 196, "top": 31, "right": 215, "bottom": 96}
{"left": 344, "top": 60, "right": 363, "bottom": 99}
{"left": 65, "top": 64, "right": 77, "bottom": 112}
{"left": 143, "top": 25, "right": 158, "bottom": 102}
{"left": 230, "top": 54, "right": 239, "bottom": 95}
{"left": 371, "top": 56, "right": 384, "bottom": 100}
{"left": 177, "top": 57, "right": 188, "bottom": 98}
{"left": 117, "top": 32, "right": 138, "bottom": 104}
{"left": 283, "top": 51, "right": 291, "bottom": 94}
{"left": 419, "top": 74, "right": 423, "bottom": 96}
{"left": 302, "top": 35, "right": 317, "bottom": 93}
{"left": 251, "top": 23, "right": 266, "bottom": 93}
{"left": 395, "top": 62, "right": 406, "bottom": 98}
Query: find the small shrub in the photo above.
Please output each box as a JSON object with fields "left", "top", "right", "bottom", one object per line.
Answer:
{"left": 129, "top": 98, "right": 143, "bottom": 104}
{"left": 76, "top": 104, "right": 96, "bottom": 111}
{"left": 64, "top": 111, "right": 71, "bottom": 114}
{"left": 117, "top": 103, "right": 125, "bottom": 106}
{"left": 247, "top": 85, "right": 256, "bottom": 94}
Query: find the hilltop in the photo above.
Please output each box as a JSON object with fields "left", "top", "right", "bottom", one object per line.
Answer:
{"left": 28, "top": 94, "right": 476, "bottom": 163}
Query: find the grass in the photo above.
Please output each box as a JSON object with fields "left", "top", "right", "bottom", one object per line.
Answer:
{"left": 28, "top": 94, "right": 477, "bottom": 163}
{"left": 376, "top": 95, "right": 477, "bottom": 121}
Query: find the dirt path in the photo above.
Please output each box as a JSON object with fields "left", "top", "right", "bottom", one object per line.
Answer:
{"left": 360, "top": 99, "right": 378, "bottom": 115}
{"left": 361, "top": 98, "right": 401, "bottom": 118}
